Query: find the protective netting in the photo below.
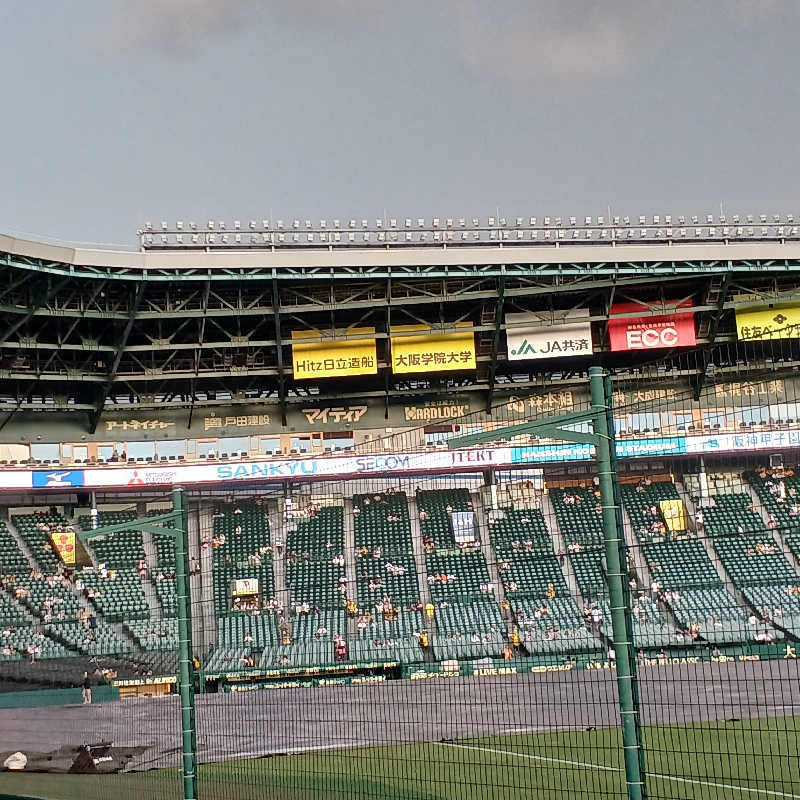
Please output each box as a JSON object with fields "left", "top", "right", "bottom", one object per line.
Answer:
{"left": 1, "top": 335, "right": 800, "bottom": 799}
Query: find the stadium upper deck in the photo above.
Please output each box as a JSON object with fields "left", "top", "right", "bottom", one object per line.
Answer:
{"left": 2, "top": 217, "right": 800, "bottom": 472}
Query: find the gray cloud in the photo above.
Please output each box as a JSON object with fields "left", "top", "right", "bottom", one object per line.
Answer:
{"left": 107, "top": 0, "right": 798, "bottom": 76}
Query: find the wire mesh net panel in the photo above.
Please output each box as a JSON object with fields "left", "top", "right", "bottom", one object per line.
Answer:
{"left": 2, "top": 360, "right": 800, "bottom": 798}
{"left": 0, "top": 504, "right": 185, "bottom": 800}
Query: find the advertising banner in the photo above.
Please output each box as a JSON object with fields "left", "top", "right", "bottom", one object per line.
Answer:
{"left": 291, "top": 327, "right": 377, "bottom": 379}
{"left": 231, "top": 578, "right": 259, "bottom": 596}
{"left": 735, "top": 304, "right": 800, "bottom": 340}
{"left": 608, "top": 301, "right": 696, "bottom": 352}
{"left": 80, "top": 447, "right": 514, "bottom": 489}
{"left": 32, "top": 470, "right": 84, "bottom": 488}
{"left": 50, "top": 531, "right": 76, "bottom": 565}
{"left": 685, "top": 430, "right": 800, "bottom": 454}
{"left": 505, "top": 310, "right": 593, "bottom": 361}
{"left": 390, "top": 323, "right": 476, "bottom": 374}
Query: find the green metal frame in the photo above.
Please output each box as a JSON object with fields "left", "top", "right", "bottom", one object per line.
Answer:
{"left": 77, "top": 488, "right": 197, "bottom": 800}
{"left": 448, "top": 365, "right": 647, "bottom": 800}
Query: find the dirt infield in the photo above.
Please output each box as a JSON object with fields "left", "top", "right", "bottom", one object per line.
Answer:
{"left": 0, "top": 659, "right": 797, "bottom": 772}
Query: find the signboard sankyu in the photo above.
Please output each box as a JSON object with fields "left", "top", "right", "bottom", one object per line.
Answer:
{"left": 505, "top": 310, "right": 593, "bottom": 361}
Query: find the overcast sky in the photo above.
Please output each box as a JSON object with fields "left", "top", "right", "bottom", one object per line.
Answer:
{"left": 1, "top": 0, "right": 798, "bottom": 247}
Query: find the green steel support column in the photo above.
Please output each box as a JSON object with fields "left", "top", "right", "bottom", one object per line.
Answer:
{"left": 603, "top": 372, "right": 649, "bottom": 797}
{"left": 589, "top": 366, "right": 647, "bottom": 800}
{"left": 174, "top": 488, "right": 198, "bottom": 800}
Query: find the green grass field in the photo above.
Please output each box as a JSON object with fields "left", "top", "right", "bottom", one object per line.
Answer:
{"left": 3, "top": 716, "right": 799, "bottom": 800}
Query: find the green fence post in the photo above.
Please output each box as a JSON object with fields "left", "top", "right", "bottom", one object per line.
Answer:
{"left": 589, "top": 366, "right": 647, "bottom": 800}
{"left": 604, "top": 371, "right": 649, "bottom": 796}
{"left": 174, "top": 488, "right": 198, "bottom": 800}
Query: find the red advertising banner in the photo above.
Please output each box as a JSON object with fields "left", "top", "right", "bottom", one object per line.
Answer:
{"left": 608, "top": 301, "right": 696, "bottom": 351}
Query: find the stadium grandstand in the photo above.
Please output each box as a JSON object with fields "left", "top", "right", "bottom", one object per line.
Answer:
{"left": 1, "top": 217, "right": 800, "bottom": 799}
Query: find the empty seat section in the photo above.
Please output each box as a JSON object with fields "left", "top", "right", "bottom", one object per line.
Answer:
{"left": 11, "top": 512, "right": 69, "bottom": 572}
{"left": 550, "top": 488, "right": 603, "bottom": 548}
{"left": 80, "top": 510, "right": 143, "bottom": 569}
{"left": 417, "top": 488, "right": 473, "bottom": 550}
{"left": 353, "top": 491, "right": 413, "bottom": 557}
{"left": 0, "top": 520, "right": 30, "bottom": 578}
{"left": 79, "top": 568, "right": 148, "bottom": 621}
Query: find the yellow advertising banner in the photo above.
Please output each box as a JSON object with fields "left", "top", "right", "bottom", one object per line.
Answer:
{"left": 50, "top": 531, "right": 76, "bottom": 565}
{"left": 735, "top": 304, "right": 800, "bottom": 340}
{"left": 659, "top": 499, "right": 687, "bottom": 533}
{"left": 291, "top": 327, "right": 377, "bottom": 379}
{"left": 390, "top": 323, "right": 476, "bottom": 374}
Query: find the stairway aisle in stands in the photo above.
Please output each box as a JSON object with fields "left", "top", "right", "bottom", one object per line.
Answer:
{"left": 4, "top": 513, "right": 43, "bottom": 573}
{"left": 272, "top": 499, "right": 291, "bottom": 639}
{"left": 541, "top": 491, "right": 584, "bottom": 607}
{"left": 138, "top": 522, "right": 163, "bottom": 621}
{"left": 471, "top": 490, "right": 509, "bottom": 624}
{"left": 741, "top": 481, "right": 800, "bottom": 577}
{"left": 194, "top": 503, "right": 217, "bottom": 654}
{"left": 342, "top": 497, "right": 358, "bottom": 640}
{"left": 407, "top": 496, "right": 436, "bottom": 637}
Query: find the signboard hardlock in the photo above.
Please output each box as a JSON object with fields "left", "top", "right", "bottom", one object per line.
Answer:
{"left": 608, "top": 301, "right": 696, "bottom": 351}
{"left": 505, "top": 310, "right": 593, "bottom": 360}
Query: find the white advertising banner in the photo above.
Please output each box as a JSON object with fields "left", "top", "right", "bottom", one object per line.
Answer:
{"left": 231, "top": 578, "right": 259, "bottom": 596}
{"left": 506, "top": 311, "right": 593, "bottom": 361}
{"left": 79, "top": 447, "right": 514, "bottom": 489}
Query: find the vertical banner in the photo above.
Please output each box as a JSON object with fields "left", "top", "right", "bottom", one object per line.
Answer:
{"left": 50, "top": 531, "right": 76, "bottom": 565}
{"left": 659, "top": 499, "right": 687, "bottom": 532}
{"left": 291, "top": 327, "right": 377, "bottom": 379}
{"left": 390, "top": 323, "right": 476, "bottom": 373}
{"left": 506, "top": 310, "right": 593, "bottom": 360}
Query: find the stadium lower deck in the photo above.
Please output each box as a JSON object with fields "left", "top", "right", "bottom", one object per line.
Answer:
{"left": 2, "top": 465, "right": 800, "bottom": 795}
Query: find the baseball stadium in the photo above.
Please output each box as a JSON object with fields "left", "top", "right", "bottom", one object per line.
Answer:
{"left": 0, "top": 215, "right": 799, "bottom": 800}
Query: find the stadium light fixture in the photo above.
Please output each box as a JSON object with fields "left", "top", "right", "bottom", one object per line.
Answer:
{"left": 234, "top": 220, "right": 241, "bottom": 230}
{"left": 207, "top": 221, "right": 215, "bottom": 229}
{"left": 219, "top": 221, "right": 226, "bottom": 230}
{"left": 176, "top": 221, "right": 184, "bottom": 230}
{"left": 262, "top": 219, "right": 270, "bottom": 229}
{"left": 320, "top": 220, "right": 327, "bottom": 229}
